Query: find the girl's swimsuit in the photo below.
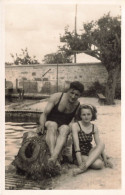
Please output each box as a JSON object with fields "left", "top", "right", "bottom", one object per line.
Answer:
{"left": 73, "top": 122, "right": 95, "bottom": 160}
{"left": 47, "top": 93, "right": 80, "bottom": 127}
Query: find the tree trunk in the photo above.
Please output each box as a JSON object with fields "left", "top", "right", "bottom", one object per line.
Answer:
{"left": 105, "top": 66, "right": 120, "bottom": 105}
{"left": 74, "top": 53, "right": 76, "bottom": 63}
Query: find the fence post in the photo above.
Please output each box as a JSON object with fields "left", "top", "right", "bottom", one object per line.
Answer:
{"left": 57, "top": 63, "right": 58, "bottom": 92}
{"left": 16, "top": 79, "right": 18, "bottom": 90}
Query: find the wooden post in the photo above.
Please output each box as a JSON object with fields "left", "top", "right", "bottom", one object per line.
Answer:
{"left": 57, "top": 62, "right": 58, "bottom": 92}
{"left": 74, "top": 4, "right": 77, "bottom": 63}
{"left": 16, "top": 79, "right": 18, "bottom": 90}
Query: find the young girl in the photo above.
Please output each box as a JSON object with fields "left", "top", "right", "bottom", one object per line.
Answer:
{"left": 72, "top": 104, "right": 113, "bottom": 176}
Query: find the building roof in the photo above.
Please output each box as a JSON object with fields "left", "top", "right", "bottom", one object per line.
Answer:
{"left": 72, "top": 53, "right": 101, "bottom": 63}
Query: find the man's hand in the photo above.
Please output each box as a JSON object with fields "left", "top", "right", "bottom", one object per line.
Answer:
{"left": 36, "top": 124, "right": 44, "bottom": 135}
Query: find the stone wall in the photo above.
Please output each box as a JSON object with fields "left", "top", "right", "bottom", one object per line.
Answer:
{"left": 5, "top": 63, "right": 109, "bottom": 94}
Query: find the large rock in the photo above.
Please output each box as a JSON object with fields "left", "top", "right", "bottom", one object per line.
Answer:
{"left": 12, "top": 131, "right": 73, "bottom": 180}
{"left": 12, "top": 131, "right": 51, "bottom": 180}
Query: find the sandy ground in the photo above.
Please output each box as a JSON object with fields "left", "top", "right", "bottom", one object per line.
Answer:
{"left": 55, "top": 104, "right": 121, "bottom": 189}
{"left": 5, "top": 97, "right": 121, "bottom": 189}
{"left": 48, "top": 98, "right": 121, "bottom": 189}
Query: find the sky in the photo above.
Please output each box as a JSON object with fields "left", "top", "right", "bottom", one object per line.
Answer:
{"left": 5, "top": 1, "right": 121, "bottom": 63}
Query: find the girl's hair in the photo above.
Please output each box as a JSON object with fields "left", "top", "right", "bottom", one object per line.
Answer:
{"left": 77, "top": 104, "right": 97, "bottom": 121}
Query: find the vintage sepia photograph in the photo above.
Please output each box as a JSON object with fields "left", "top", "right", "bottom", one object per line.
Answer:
{"left": 1, "top": 0, "right": 125, "bottom": 193}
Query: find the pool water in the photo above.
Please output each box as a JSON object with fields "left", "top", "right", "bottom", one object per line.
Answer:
{"left": 5, "top": 122, "right": 38, "bottom": 167}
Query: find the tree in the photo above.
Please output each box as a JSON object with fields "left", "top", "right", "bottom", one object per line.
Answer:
{"left": 10, "top": 48, "right": 40, "bottom": 65}
{"left": 42, "top": 51, "right": 72, "bottom": 64}
{"left": 59, "top": 26, "right": 89, "bottom": 56}
{"left": 5, "top": 62, "right": 13, "bottom": 66}
{"left": 60, "top": 14, "right": 121, "bottom": 104}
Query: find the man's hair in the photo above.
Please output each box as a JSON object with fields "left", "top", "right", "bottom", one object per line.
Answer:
{"left": 69, "top": 81, "right": 84, "bottom": 94}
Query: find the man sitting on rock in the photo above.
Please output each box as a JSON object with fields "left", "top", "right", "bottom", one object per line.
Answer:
{"left": 37, "top": 81, "right": 84, "bottom": 170}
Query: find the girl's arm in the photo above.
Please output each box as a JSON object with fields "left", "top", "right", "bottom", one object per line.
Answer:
{"left": 72, "top": 123, "right": 83, "bottom": 167}
{"left": 93, "top": 125, "right": 103, "bottom": 146}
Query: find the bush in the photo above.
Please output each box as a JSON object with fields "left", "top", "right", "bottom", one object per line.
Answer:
{"left": 83, "top": 81, "right": 105, "bottom": 97}
{"left": 115, "top": 87, "right": 121, "bottom": 99}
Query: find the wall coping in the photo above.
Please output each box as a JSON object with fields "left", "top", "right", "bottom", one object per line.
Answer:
{"left": 5, "top": 62, "right": 102, "bottom": 68}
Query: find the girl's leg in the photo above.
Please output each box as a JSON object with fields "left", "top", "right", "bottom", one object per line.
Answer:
{"left": 86, "top": 144, "right": 104, "bottom": 169}
{"left": 90, "top": 159, "right": 104, "bottom": 169}
{"left": 81, "top": 154, "right": 104, "bottom": 169}
{"left": 73, "top": 144, "right": 105, "bottom": 176}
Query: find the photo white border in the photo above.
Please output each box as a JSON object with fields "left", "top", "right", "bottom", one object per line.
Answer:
{"left": 1, "top": 0, "right": 125, "bottom": 195}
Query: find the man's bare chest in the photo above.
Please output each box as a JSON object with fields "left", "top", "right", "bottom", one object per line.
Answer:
{"left": 58, "top": 102, "right": 77, "bottom": 113}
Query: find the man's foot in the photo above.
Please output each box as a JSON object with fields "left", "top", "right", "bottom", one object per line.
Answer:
{"left": 45, "top": 158, "right": 56, "bottom": 177}
{"left": 47, "top": 158, "right": 56, "bottom": 170}
{"left": 55, "top": 160, "right": 61, "bottom": 172}
{"left": 46, "top": 158, "right": 61, "bottom": 176}
{"left": 48, "top": 159, "right": 62, "bottom": 171}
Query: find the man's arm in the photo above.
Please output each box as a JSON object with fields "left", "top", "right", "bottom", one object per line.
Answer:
{"left": 37, "top": 93, "right": 60, "bottom": 134}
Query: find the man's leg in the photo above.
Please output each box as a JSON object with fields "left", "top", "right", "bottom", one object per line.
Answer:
{"left": 49, "top": 125, "right": 70, "bottom": 164}
{"left": 45, "top": 121, "right": 58, "bottom": 156}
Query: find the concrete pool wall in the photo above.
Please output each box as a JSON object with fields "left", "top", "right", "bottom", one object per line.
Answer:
{"left": 5, "top": 98, "right": 48, "bottom": 122}
{"left": 5, "top": 110, "right": 42, "bottom": 123}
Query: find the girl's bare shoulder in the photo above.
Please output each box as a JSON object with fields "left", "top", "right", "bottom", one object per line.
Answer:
{"left": 93, "top": 124, "right": 99, "bottom": 133}
{"left": 72, "top": 122, "right": 80, "bottom": 131}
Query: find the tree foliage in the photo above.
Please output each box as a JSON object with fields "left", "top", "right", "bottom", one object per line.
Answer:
{"left": 59, "top": 26, "right": 89, "bottom": 56}
{"left": 42, "top": 51, "right": 72, "bottom": 64}
{"left": 60, "top": 13, "right": 121, "bottom": 104}
{"left": 10, "top": 48, "right": 40, "bottom": 65}
{"left": 60, "top": 14, "right": 121, "bottom": 70}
